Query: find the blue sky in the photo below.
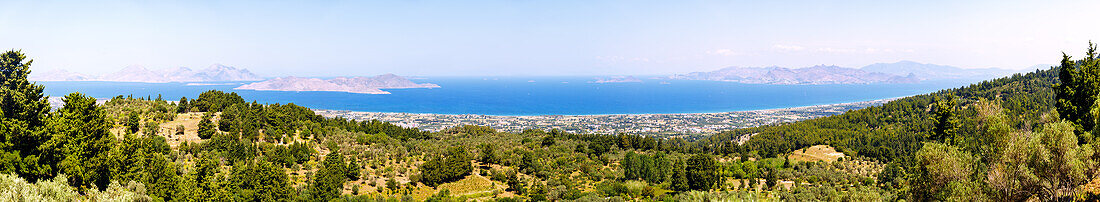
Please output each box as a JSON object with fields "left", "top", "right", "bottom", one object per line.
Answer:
{"left": 1, "top": 0, "right": 1098, "bottom": 77}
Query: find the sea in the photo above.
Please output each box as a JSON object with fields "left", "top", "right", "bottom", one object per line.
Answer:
{"left": 38, "top": 77, "right": 976, "bottom": 116}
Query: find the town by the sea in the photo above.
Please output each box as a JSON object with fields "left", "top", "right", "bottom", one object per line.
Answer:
{"left": 39, "top": 77, "right": 974, "bottom": 136}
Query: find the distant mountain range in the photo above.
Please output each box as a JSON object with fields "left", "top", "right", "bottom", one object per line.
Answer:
{"left": 235, "top": 74, "right": 440, "bottom": 94}
{"left": 30, "top": 64, "right": 262, "bottom": 83}
{"left": 860, "top": 61, "right": 1019, "bottom": 81}
{"left": 669, "top": 61, "right": 1030, "bottom": 84}
{"left": 669, "top": 65, "right": 919, "bottom": 84}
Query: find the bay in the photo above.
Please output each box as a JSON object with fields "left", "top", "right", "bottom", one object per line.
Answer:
{"left": 39, "top": 77, "right": 973, "bottom": 116}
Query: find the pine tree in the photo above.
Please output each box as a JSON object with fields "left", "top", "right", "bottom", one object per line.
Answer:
{"left": 930, "top": 95, "right": 959, "bottom": 144}
{"left": 42, "top": 93, "right": 115, "bottom": 190}
{"left": 311, "top": 152, "right": 349, "bottom": 201}
{"left": 127, "top": 111, "right": 141, "bottom": 134}
{"left": 198, "top": 113, "right": 215, "bottom": 139}
{"left": 177, "top": 97, "right": 189, "bottom": 113}
{"left": 686, "top": 153, "right": 719, "bottom": 191}
{"left": 669, "top": 159, "right": 689, "bottom": 192}
{"left": 0, "top": 50, "right": 52, "bottom": 180}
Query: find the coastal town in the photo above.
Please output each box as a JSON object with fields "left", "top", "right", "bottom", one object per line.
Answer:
{"left": 315, "top": 98, "right": 897, "bottom": 137}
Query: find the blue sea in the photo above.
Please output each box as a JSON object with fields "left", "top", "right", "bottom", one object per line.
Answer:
{"left": 39, "top": 77, "right": 974, "bottom": 116}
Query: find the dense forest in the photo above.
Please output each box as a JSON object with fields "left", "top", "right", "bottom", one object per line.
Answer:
{"left": 1, "top": 43, "right": 1099, "bottom": 201}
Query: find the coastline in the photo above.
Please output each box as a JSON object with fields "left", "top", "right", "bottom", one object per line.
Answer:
{"left": 315, "top": 97, "right": 900, "bottom": 136}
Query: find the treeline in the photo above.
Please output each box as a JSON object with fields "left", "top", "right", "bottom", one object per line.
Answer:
{"left": 0, "top": 50, "right": 427, "bottom": 201}
{"left": 715, "top": 67, "right": 1057, "bottom": 161}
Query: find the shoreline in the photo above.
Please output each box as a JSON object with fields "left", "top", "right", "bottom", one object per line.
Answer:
{"left": 313, "top": 97, "right": 903, "bottom": 117}
{"left": 314, "top": 97, "right": 900, "bottom": 136}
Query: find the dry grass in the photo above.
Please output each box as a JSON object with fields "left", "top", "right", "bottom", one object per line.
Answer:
{"left": 157, "top": 112, "right": 214, "bottom": 147}
{"left": 787, "top": 145, "right": 846, "bottom": 163}
{"left": 408, "top": 174, "right": 501, "bottom": 201}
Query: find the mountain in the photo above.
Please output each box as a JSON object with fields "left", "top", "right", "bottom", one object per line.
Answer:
{"left": 189, "top": 64, "right": 263, "bottom": 81}
{"left": 860, "top": 60, "right": 1017, "bottom": 81}
{"left": 30, "top": 64, "right": 262, "bottom": 83}
{"left": 235, "top": 74, "right": 440, "bottom": 94}
{"left": 99, "top": 65, "right": 171, "bottom": 82}
{"left": 28, "top": 69, "right": 93, "bottom": 81}
{"left": 670, "top": 65, "right": 919, "bottom": 84}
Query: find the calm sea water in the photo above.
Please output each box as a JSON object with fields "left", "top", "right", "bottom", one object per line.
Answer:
{"left": 39, "top": 77, "right": 973, "bottom": 116}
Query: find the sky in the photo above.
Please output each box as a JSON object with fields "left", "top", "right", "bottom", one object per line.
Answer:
{"left": 1, "top": 0, "right": 1098, "bottom": 77}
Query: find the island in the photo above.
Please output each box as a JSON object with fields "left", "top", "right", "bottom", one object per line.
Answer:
{"left": 235, "top": 73, "right": 439, "bottom": 94}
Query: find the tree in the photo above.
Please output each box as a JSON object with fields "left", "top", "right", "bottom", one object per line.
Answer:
{"left": 419, "top": 147, "right": 473, "bottom": 186}
{"left": 911, "top": 142, "right": 981, "bottom": 201}
{"left": 177, "top": 97, "right": 189, "bottom": 113}
{"left": 686, "top": 153, "right": 719, "bottom": 191}
{"left": 764, "top": 167, "right": 778, "bottom": 189}
{"left": 229, "top": 160, "right": 292, "bottom": 201}
{"left": 0, "top": 49, "right": 52, "bottom": 180}
{"left": 109, "top": 133, "right": 181, "bottom": 200}
{"left": 310, "top": 152, "right": 350, "bottom": 201}
{"left": 198, "top": 113, "right": 215, "bottom": 139}
{"left": 42, "top": 93, "right": 116, "bottom": 190}
{"left": 143, "top": 120, "right": 159, "bottom": 135}
{"left": 669, "top": 159, "right": 689, "bottom": 192}
{"left": 478, "top": 143, "right": 499, "bottom": 164}
{"left": 347, "top": 158, "right": 361, "bottom": 181}
{"left": 930, "top": 95, "right": 959, "bottom": 144}
{"left": 1029, "top": 121, "right": 1095, "bottom": 200}
{"left": 386, "top": 177, "right": 398, "bottom": 192}
{"left": 1055, "top": 42, "right": 1100, "bottom": 135}
{"left": 623, "top": 152, "right": 639, "bottom": 180}
{"left": 126, "top": 111, "right": 141, "bottom": 134}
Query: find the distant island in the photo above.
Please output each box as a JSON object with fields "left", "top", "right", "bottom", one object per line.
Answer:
{"left": 590, "top": 76, "right": 642, "bottom": 83}
{"left": 669, "top": 61, "right": 1025, "bottom": 85}
{"left": 235, "top": 74, "right": 439, "bottom": 94}
{"left": 30, "top": 64, "right": 262, "bottom": 83}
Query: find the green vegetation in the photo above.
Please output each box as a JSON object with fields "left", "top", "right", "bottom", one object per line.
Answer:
{"left": 4, "top": 43, "right": 1100, "bottom": 201}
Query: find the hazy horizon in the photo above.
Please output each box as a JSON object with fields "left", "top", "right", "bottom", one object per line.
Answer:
{"left": 3, "top": 0, "right": 1097, "bottom": 77}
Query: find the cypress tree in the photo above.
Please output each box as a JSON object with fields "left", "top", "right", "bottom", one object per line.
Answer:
{"left": 1055, "top": 42, "right": 1100, "bottom": 137}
